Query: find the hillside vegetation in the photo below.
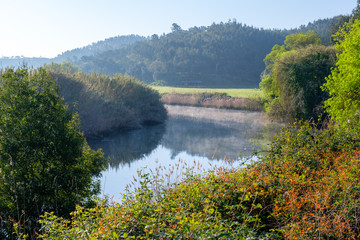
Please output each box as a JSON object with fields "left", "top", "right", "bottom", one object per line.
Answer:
{"left": 0, "top": 16, "right": 342, "bottom": 89}
{"left": 76, "top": 18, "right": 339, "bottom": 88}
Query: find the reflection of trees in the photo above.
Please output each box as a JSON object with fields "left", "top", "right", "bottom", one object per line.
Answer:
{"left": 88, "top": 113, "right": 282, "bottom": 169}
{"left": 161, "top": 116, "right": 278, "bottom": 160}
{"left": 88, "top": 123, "right": 166, "bottom": 169}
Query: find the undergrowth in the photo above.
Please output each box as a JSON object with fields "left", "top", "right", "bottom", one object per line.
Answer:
{"left": 35, "top": 122, "right": 360, "bottom": 239}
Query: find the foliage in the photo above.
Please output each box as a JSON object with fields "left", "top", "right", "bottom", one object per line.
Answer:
{"left": 283, "top": 31, "right": 321, "bottom": 49}
{"left": 260, "top": 31, "right": 337, "bottom": 122}
{"left": 39, "top": 165, "right": 272, "bottom": 239}
{"left": 77, "top": 20, "right": 288, "bottom": 88}
{"left": 329, "top": 0, "right": 360, "bottom": 42}
{"left": 38, "top": 119, "right": 360, "bottom": 239}
{"left": 270, "top": 45, "right": 336, "bottom": 121}
{"left": 46, "top": 62, "right": 167, "bottom": 137}
{"left": 0, "top": 17, "right": 340, "bottom": 87}
{"left": 74, "top": 17, "right": 338, "bottom": 89}
{"left": 250, "top": 122, "right": 360, "bottom": 239}
{"left": 322, "top": 19, "right": 360, "bottom": 128}
{"left": 0, "top": 67, "right": 106, "bottom": 238}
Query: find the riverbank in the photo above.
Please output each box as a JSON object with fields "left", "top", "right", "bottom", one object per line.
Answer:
{"left": 151, "top": 86, "right": 264, "bottom": 111}
{"left": 161, "top": 93, "right": 264, "bottom": 111}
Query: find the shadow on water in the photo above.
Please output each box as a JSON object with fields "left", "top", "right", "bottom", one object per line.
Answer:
{"left": 88, "top": 123, "right": 166, "bottom": 169}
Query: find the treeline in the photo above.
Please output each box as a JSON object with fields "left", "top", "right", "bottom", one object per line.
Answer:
{"left": 0, "top": 35, "right": 145, "bottom": 69}
{"left": 75, "top": 18, "right": 339, "bottom": 88}
{"left": 0, "top": 16, "right": 344, "bottom": 88}
{"left": 53, "top": 35, "right": 146, "bottom": 63}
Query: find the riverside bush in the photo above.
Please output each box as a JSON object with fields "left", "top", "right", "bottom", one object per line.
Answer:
{"left": 38, "top": 122, "right": 360, "bottom": 239}
{"left": 46, "top": 62, "right": 167, "bottom": 137}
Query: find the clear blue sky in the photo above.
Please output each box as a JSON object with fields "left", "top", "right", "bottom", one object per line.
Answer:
{"left": 0, "top": 0, "right": 356, "bottom": 58}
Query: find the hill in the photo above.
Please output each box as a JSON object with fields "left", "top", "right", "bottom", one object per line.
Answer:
{"left": 75, "top": 17, "right": 341, "bottom": 88}
{"left": 0, "top": 16, "right": 342, "bottom": 88}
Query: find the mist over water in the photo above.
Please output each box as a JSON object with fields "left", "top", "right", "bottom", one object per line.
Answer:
{"left": 88, "top": 105, "right": 283, "bottom": 201}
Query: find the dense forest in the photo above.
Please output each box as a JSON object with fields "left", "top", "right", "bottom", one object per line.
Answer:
{"left": 75, "top": 17, "right": 340, "bottom": 88}
{"left": 0, "top": 16, "right": 340, "bottom": 88}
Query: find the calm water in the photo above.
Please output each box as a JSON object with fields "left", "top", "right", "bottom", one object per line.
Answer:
{"left": 88, "top": 105, "right": 282, "bottom": 201}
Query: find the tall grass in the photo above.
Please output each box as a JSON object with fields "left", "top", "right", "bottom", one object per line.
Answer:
{"left": 161, "top": 92, "right": 263, "bottom": 111}
{"left": 151, "top": 86, "right": 263, "bottom": 98}
{"left": 49, "top": 70, "right": 167, "bottom": 137}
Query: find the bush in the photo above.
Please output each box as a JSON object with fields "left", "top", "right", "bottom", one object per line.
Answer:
{"left": 45, "top": 63, "right": 167, "bottom": 137}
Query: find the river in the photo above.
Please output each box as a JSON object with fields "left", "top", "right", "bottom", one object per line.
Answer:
{"left": 88, "top": 105, "right": 283, "bottom": 201}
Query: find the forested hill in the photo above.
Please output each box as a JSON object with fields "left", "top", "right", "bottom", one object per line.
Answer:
{"left": 0, "top": 35, "right": 145, "bottom": 69}
{"left": 0, "top": 17, "right": 340, "bottom": 88}
{"left": 75, "top": 17, "right": 340, "bottom": 88}
{"left": 53, "top": 35, "right": 146, "bottom": 63}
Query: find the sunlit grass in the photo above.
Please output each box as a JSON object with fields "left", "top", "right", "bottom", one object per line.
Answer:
{"left": 151, "top": 86, "right": 263, "bottom": 98}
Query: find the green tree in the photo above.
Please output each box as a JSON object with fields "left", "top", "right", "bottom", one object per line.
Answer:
{"left": 260, "top": 31, "right": 337, "bottom": 122}
{"left": 323, "top": 19, "right": 360, "bottom": 128}
{"left": 283, "top": 30, "right": 321, "bottom": 49}
{"left": 260, "top": 31, "right": 322, "bottom": 100}
{"left": 269, "top": 45, "right": 337, "bottom": 121}
{"left": 0, "top": 67, "right": 106, "bottom": 238}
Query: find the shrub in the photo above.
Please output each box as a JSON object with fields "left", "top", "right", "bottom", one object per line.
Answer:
{"left": 45, "top": 63, "right": 167, "bottom": 137}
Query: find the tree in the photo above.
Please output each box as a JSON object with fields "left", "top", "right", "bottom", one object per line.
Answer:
{"left": 260, "top": 31, "right": 322, "bottom": 100}
{"left": 259, "top": 31, "right": 337, "bottom": 122}
{"left": 322, "top": 19, "right": 360, "bottom": 128}
{"left": 0, "top": 67, "right": 106, "bottom": 238}
{"left": 269, "top": 45, "right": 337, "bottom": 121}
{"left": 171, "top": 23, "right": 182, "bottom": 32}
{"left": 283, "top": 30, "right": 321, "bottom": 49}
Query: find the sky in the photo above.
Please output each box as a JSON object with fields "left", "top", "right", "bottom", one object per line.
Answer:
{"left": 0, "top": 0, "right": 357, "bottom": 58}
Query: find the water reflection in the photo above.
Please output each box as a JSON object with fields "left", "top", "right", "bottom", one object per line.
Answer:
{"left": 88, "top": 106, "right": 283, "bottom": 200}
{"left": 88, "top": 123, "right": 166, "bottom": 169}
{"left": 163, "top": 116, "right": 260, "bottom": 160}
{"left": 89, "top": 112, "right": 282, "bottom": 169}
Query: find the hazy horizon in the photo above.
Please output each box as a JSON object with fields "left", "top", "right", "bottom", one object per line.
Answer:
{"left": 0, "top": 0, "right": 356, "bottom": 58}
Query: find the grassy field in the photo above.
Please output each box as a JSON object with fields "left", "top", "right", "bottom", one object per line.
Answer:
{"left": 151, "top": 86, "right": 263, "bottom": 98}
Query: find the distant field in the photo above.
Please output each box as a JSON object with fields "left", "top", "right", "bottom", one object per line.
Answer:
{"left": 151, "top": 86, "right": 263, "bottom": 98}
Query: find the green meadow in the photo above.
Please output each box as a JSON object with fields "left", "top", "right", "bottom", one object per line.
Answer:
{"left": 151, "top": 86, "right": 263, "bottom": 98}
